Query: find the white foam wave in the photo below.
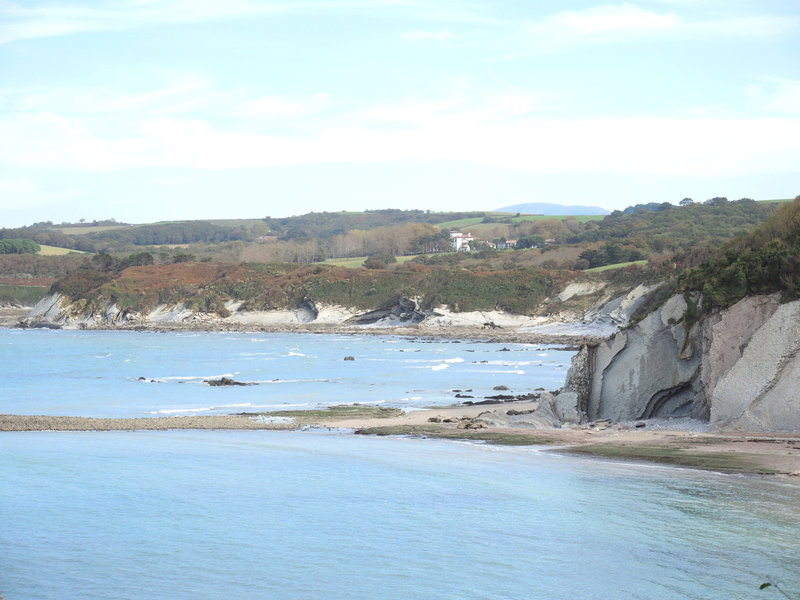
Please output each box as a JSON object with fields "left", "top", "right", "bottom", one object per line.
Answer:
{"left": 158, "top": 373, "right": 237, "bottom": 381}
{"left": 255, "top": 378, "right": 335, "bottom": 384}
{"left": 249, "top": 415, "right": 295, "bottom": 424}
{"left": 404, "top": 357, "right": 464, "bottom": 364}
{"left": 472, "top": 360, "right": 536, "bottom": 367}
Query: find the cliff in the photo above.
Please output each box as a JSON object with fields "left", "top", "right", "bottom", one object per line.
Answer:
{"left": 21, "top": 286, "right": 646, "bottom": 340}
{"left": 19, "top": 258, "right": 661, "bottom": 337}
{"left": 556, "top": 292, "right": 800, "bottom": 433}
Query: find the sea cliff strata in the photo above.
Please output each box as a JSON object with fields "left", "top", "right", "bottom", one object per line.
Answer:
{"left": 555, "top": 292, "right": 800, "bottom": 433}
{"left": 18, "top": 286, "right": 653, "bottom": 342}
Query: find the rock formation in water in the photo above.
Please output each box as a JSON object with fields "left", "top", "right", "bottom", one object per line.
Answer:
{"left": 555, "top": 292, "right": 800, "bottom": 433}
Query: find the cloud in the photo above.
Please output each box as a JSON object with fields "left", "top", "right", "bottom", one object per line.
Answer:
{"left": 0, "top": 79, "right": 331, "bottom": 123}
{"left": 236, "top": 93, "right": 331, "bottom": 118}
{"left": 0, "top": 75, "right": 210, "bottom": 115}
{"left": 0, "top": 176, "right": 84, "bottom": 208}
{"left": 524, "top": 3, "right": 677, "bottom": 48}
{"left": 400, "top": 30, "right": 453, "bottom": 41}
{"left": 763, "top": 78, "right": 800, "bottom": 115}
{"left": 2, "top": 102, "right": 798, "bottom": 178}
{"left": 0, "top": 0, "right": 418, "bottom": 43}
{"left": 522, "top": 3, "right": 799, "bottom": 51}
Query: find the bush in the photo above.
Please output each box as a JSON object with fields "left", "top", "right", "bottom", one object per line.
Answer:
{"left": 363, "top": 257, "right": 386, "bottom": 270}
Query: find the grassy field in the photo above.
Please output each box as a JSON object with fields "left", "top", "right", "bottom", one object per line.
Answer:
{"left": 38, "top": 244, "right": 89, "bottom": 256}
{"left": 205, "top": 218, "right": 269, "bottom": 227}
{"left": 52, "top": 225, "right": 128, "bottom": 235}
{"left": 322, "top": 255, "right": 422, "bottom": 268}
{"left": 438, "top": 213, "right": 605, "bottom": 231}
{"left": 0, "top": 284, "right": 48, "bottom": 305}
{"left": 585, "top": 260, "right": 648, "bottom": 273}
{"left": 436, "top": 216, "right": 488, "bottom": 230}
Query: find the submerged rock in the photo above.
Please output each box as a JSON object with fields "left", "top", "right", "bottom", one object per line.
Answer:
{"left": 205, "top": 377, "right": 254, "bottom": 387}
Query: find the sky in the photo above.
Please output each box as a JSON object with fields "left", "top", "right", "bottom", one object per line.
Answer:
{"left": 1, "top": 0, "right": 799, "bottom": 226}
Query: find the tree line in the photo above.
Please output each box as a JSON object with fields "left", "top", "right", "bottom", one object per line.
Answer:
{"left": 0, "top": 238, "right": 41, "bottom": 254}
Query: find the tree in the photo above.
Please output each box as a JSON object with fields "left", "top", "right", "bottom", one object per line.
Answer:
{"left": 0, "top": 238, "right": 40, "bottom": 254}
{"left": 515, "top": 235, "right": 546, "bottom": 249}
{"left": 680, "top": 198, "right": 694, "bottom": 206}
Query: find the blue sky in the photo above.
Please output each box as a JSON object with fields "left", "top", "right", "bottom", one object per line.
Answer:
{"left": 1, "top": 0, "right": 799, "bottom": 226}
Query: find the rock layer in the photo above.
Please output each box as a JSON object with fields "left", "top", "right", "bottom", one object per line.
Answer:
{"left": 557, "top": 292, "right": 800, "bottom": 433}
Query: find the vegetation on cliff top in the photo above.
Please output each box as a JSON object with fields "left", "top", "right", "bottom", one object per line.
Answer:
{"left": 48, "top": 259, "right": 574, "bottom": 316}
{"left": 680, "top": 196, "right": 800, "bottom": 309}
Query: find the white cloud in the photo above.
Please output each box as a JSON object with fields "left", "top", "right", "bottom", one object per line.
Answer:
{"left": 0, "top": 75, "right": 210, "bottom": 115}
{"left": 2, "top": 104, "right": 798, "bottom": 178}
{"left": 236, "top": 93, "right": 331, "bottom": 118}
{"left": 0, "top": 176, "right": 83, "bottom": 208}
{"left": 763, "top": 78, "right": 800, "bottom": 115}
{"left": 0, "top": 0, "right": 418, "bottom": 43}
{"left": 356, "top": 92, "right": 552, "bottom": 125}
{"left": 525, "top": 4, "right": 678, "bottom": 47}
{"left": 0, "top": 79, "right": 331, "bottom": 123}
{"left": 523, "top": 3, "right": 799, "bottom": 50}
{"left": 400, "top": 30, "right": 453, "bottom": 41}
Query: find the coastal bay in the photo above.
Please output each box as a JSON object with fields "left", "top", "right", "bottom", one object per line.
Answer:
{"left": 3, "top": 325, "right": 800, "bottom": 600}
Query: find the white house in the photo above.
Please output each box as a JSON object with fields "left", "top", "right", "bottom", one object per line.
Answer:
{"left": 449, "top": 231, "right": 474, "bottom": 251}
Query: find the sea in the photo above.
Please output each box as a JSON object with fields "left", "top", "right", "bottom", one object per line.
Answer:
{"left": 1, "top": 329, "right": 799, "bottom": 600}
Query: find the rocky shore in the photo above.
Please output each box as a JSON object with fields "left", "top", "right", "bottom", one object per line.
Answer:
{"left": 3, "top": 404, "right": 799, "bottom": 478}
{"left": 0, "top": 414, "right": 297, "bottom": 431}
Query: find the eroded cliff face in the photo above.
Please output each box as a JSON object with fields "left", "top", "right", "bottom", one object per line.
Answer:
{"left": 558, "top": 292, "right": 800, "bottom": 433}
{"left": 709, "top": 300, "right": 800, "bottom": 432}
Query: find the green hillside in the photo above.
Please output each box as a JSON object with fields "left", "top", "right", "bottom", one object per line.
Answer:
{"left": 680, "top": 196, "right": 800, "bottom": 308}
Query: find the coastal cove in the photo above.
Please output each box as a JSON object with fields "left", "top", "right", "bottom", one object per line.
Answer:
{"left": 3, "top": 328, "right": 800, "bottom": 599}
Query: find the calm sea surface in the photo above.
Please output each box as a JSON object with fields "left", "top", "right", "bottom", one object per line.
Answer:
{"left": 2, "top": 330, "right": 799, "bottom": 600}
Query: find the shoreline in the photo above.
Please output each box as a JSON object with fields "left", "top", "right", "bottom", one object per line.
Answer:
{"left": 4, "top": 307, "right": 799, "bottom": 478}
{"left": 3, "top": 405, "right": 800, "bottom": 478}
{"left": 0, "top": 306, "right": 603, "bottom": 346}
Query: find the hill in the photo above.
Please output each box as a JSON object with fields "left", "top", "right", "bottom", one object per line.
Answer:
{"left": 495, "top": 203, "right": 609, "bottom": 216}
{"left": 679, "top": 195, "right": 800, "bottom": 309}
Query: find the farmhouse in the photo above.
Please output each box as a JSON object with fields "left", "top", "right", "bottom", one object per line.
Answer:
{"left": 449, "top": 231, "right": 474, "bottom": 251}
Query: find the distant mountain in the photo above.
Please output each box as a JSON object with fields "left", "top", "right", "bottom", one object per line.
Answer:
{"left": 495, "top": 203, "right": 610, "bottom": 216}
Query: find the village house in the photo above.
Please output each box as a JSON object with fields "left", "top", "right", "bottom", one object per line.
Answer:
{"left": 449, "top": 231, "right": 474, "bottom": 251}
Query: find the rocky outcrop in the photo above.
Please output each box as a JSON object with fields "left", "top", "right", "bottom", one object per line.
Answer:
{"left": 556, "top": 292, "right": 800, "bottom": 433}
{"left": 345, "top": 296, "right": 427, "bottom": 326}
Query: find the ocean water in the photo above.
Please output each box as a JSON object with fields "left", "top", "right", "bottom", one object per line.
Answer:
{"left": 2, "top": 330, "right": 800, "bottom": 599}
{"left": 0, "top": 329, "right": 573, "bottom": 417}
